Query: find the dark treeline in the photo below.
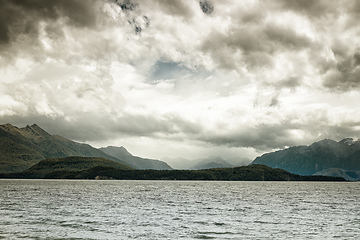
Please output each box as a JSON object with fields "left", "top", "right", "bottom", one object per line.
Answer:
{"left": 0, "top": 164, "right": 346, "bottom": 181}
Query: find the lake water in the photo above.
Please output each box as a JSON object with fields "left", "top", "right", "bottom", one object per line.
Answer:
{"left": 1, "top": 180, "right": 359, "bottom": 239}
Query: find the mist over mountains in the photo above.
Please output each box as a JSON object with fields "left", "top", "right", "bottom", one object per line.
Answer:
{"left": 163, "top": 156, "right": 251, "bottom": 170}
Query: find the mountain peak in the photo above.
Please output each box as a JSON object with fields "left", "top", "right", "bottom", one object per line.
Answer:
{"left": 30, "top": 123, "right": 41, "bottom": 129}
{"left": 0, "top": 123, "right": 18, "bottom": 130}
{"left": 317, "top": 138, "right": 337, "bottom": 144}
{"left": 309, "top": 139, "right": 338, "bottom": 149}
{"left": 26, "top": 124, "right": 44, "bottom": 131}
{"left": 1, "top": 123, "right": 14, "bottom": 127}
{"left": 102, "top": 146, "right": 133, "bottom": 157}
{"left": 0, "top": 123, "right": 21, "bottom": 136}
{"left": 339, "top": 138, "right": 354, "bottom": 145}
{"left": 21, "top": 124, "right": 51, "bottom": 139}
{"left": 99, "top": 146, "right": 172, "bottom": 170}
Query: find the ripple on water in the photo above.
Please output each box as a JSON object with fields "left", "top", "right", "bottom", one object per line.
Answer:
{"left": 0, "top": 180, "right": 359, "bottom": 240}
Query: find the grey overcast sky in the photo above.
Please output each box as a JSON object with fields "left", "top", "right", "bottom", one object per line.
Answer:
{"left": 1, "top": 0, "right": 360, "bottom": 160}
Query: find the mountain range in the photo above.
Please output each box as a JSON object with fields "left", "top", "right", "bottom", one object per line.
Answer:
{"left": 0, "top": 123, "right": 171, "bottom": 173}
{"left": 163, "top": 156, "right": 251, "bottom": 170}
{"left": 251, "top": 138, "right": 360, "bottom": 181}
{"left": 1, "top": 123, "right": 359, "bottom": 181}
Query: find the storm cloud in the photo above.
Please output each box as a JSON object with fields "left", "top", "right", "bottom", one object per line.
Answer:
{"left": 1, "top": 0, "right": 360, "bottom": 160}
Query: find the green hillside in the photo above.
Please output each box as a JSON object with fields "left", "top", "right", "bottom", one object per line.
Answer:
{"left": 0, "top": 156, "right": 133, "bottom": 179}
{"left": 0, "top": 138, "right": 44, "bottom": 173}
{"left": 0, "top": 123, "right": 135, "bottom": 173}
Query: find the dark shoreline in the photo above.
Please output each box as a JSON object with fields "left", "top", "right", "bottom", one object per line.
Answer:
{"left": 0, "top": 165, "right": 347, "bottom": 182}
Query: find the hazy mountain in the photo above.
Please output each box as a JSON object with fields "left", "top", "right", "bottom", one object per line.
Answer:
{"left": 99, "top": 146, "right": 172, "bottom": 170}
{"left": 162, "top": 157, "right": 196, "bottom": 169}
{"left": 190, "top": 156, "right": 234, "bottom": 170}
{"left": 0, "top": 123, "right": 133, "bottom": 172}
{"left": 313, "top": 168, "right": 360, "bottom": 182}
{"left": 251, "top": 138, "right": 360, "bottom": 176}
{"left": 163, "top": 156, "right": 251, "bottom": 170}
{"left": 225, "top": 157, "right": 252, "bottom": 166}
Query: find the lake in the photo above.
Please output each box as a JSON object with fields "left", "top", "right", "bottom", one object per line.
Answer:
{"left": 1, "top": 180, "right": 359, "bottom": 239}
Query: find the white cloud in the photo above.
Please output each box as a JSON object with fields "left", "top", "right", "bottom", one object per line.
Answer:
{"left": 2, "top": 0, "right": 360, "bottom": 161}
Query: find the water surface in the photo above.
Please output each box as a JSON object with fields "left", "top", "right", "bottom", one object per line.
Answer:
{"left": 1, "top": 180, "right": 359, "bottom": 239}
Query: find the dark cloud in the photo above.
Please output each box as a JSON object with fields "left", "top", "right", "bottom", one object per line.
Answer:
{"left": 152, "top": 0, "right": 195, "bottom": 18}
{"left": 323, "top": 69, "right": 360, "bottom": 91}
{"left": 239, "top": 10, "right": 265, "bottom": 24}
{"left": 198, "top": 123, "right": 299, "bottom": 151}
{"left": 196, "top": 116, "right": 360, "bottom": 152}
{"left": 2, "top": 0, "right": 360, "bottom": 159}
{"left": 264, "top": 24, "right": 312, "bottom": 50}
{"left": 330, "top": 39, "right": 349, "bottom": 58}
{"left": 348, "top": 0, "right": 360, "bottom": 20}
{"left": 128, "top": 15, "right": 151, "bottom": 35}
{"left": 0, "top": 0, "right": 17, "bottom": 44}
{"left": 3, "top": 106, "right": 360, "bottom": 154}
{"left": 127, "top": 19, "right": 142, "bottom": 35}
{"left": 269, "top": 93, "right": 280, "bottom": 107}
{"left": 323, "top": 50, "right": 360, "bottom": 91}
{"left": 229, "top": 24, "right": 311, "bottom": 53}
{"left": 278, "top": 0, "right": 333, "bottom": 17}
{"left": 268, "top": 76, "right": 302, "bottom": 90}
{"left": 201, "top": 21, "right": 312, "bottom": 71}
{"left": 354, "top": 52, "right": 360, "bottom": 66}
{"left": 0, "top": 0, "right": 117, "bottom": 66}
{"left": 0, "top": 112, "right": 174, "bottom": 142}
{"left": 115, "top": 0, "right": 138, "bottom": 12}
{"left": 0, "top": 0, "right": 100, "bottom": 45}
{"left": 143, "top": 16, "right": 150, "bottom": 28}
{"left": 113, "top": 1, "right": 151, "bottom": 36}
{"left": 244, "top": 52, "right": 274, "bottom": 69}
{"left": 199, "top": 1, "right": 214, "bottom": 15}
{"left": 225, "top": 27, "right": 266, "bottom": 53}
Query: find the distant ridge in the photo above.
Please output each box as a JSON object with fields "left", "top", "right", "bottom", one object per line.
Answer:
{"left": 163, "top": 156, "right": 251, "bottom": 170}
{"left": 251, "top": 138, "right": 360, "bottom": 177}
{"left": 99, "top": 146, "right": 172, "bottom": 170}
{"left": 190, "top": 156, "right": 234, "bottom": 170}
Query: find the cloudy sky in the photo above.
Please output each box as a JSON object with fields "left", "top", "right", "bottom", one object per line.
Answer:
{"left": 1, "top": 0, "right": 360, "bottom": 161}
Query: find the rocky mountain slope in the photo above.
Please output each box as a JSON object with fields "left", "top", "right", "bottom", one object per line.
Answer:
{"left": 251, "top": 138, "right": 360, "bottom": 176}
{"left": 0, "top": 123, "right": 166, "bottom": 172}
